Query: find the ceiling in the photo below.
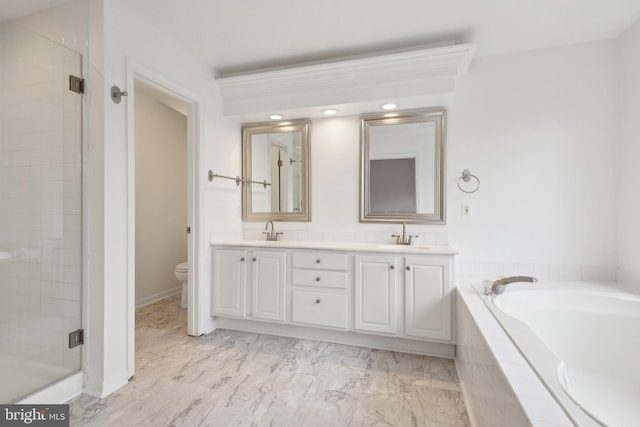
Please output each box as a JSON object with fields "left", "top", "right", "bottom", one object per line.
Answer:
{"left": 4, "top": 0, "right": 640, "bottom": 80}
{"left": 0, "top": 0, "right": 71, "bottom": 21}
{"left": 123, "top": 0, "right": 640, "bottom": 77}
{"left": 136, "top": 80, "right": 189, "bottom": 117}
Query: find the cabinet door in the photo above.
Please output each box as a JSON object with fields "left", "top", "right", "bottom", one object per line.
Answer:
{"left": 404, "top": 256, "right": 451, "bottom": 341}
{"left": 251, "top": 250, "right": 287, "bottom": 322}
{"left": 354, "top": 255, "right": 397, "bottom": 334}
{"left": 213, "top": 249, "right": 247, "bottom": 317}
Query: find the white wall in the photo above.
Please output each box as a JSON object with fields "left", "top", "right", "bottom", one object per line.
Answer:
{"left": 449, "top": 41, "right": 618, "bottom": 279}
{"left": 81, "top": 0, "right": 242, "bottom": 397}
{"left": 134, "top": 89, "right": 187, "bottom": 305}
{"left": 616, "top": 18, "right": 640, "bottom": 290}
{"left": 243, "top": 41, "right": 619, "bottom": 281}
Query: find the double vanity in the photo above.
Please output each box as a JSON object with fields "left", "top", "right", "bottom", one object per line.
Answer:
{"left": 212, "top": 240, "right": 456, "bottom": 357}
{"left": 210, "top": 107, "right": 455, "bottom": 356}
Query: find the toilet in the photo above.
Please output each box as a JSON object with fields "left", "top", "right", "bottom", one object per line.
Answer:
{"left": 174, "top": 261, "right": 188, "bottom": 309}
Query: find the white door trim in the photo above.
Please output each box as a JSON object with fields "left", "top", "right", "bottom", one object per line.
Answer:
{"left": 125, "top": 58, "right": 204, "bottom": 379}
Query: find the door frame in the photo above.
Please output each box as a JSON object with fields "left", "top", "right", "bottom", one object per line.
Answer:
{"left": 125, "top": 58, "right": 204, "bottom": 378}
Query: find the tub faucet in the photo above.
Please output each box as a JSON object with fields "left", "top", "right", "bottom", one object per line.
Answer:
{"left": 391, "top": 222, "right": 418, "bottom": 245}
{"left": 262, "top": 221, "right": 282, "bottom": 241}
{"left": 490, "top": 276, "right": 538, "bottom": 294}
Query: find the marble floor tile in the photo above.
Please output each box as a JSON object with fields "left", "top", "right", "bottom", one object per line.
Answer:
{"left": 69, "top": 294, "right": 470, "bottom": 426}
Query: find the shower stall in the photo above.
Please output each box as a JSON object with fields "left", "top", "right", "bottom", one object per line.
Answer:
{"left": 0, "top": 22, "right": 83, "bottom": 402}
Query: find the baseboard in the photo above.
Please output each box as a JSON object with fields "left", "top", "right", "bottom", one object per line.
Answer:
{"left": 18, "top": 371, "right": 83, "bottom": 404}
{"left": 215, "top": 317, "right": 455, "bottom": 358}
{"left": 83, "top": 371, "right": 129, "bottom": 399}
{"left": 135, "top": 286, "right": 181, "bottom": 308}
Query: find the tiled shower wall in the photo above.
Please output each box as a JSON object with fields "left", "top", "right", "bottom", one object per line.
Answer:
{"left": 0, "top": 23, "right": 82, "bottom": 371}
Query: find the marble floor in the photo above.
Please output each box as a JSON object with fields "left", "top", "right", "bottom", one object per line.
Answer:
{"left": 70, "top": 295, "right": 470, "bottom": 426}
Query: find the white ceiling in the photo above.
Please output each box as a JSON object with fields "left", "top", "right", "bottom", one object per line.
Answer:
{"left": 0, "top": 0, "right": 71, "bottom": 21}
{"left": 122, "top": 0, "right": 640, "bottom": 76}
{"left": 4, "top": 0, "right": 640, "bottom": 77}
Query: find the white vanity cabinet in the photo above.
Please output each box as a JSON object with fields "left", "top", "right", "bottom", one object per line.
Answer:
{"left": 212, "top": 241, "right": 456, "bottom": 356}
{"left": 290, "top": 251, "right": 350, "bottom": 330}
{"left": 404, "top": 255, "right": 452, "bottom": 341}
{"left": 354, "top": 255, "right": 397, "bottom": 334}
{"left": 213, "top": 248, "right": 286, "bottom": 322}
{"left": 251, "top": 250, "right": 287, "bottom": 322}
{"left": 354, "top": 254, "right": 453, "bottom": 341}
{"left": 213, "top": 249, "right": 247, "bottom": 317}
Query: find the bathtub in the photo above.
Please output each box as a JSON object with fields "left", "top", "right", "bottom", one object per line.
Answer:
{"left": 484, "top": 286, "right": 640, "bottom": 426}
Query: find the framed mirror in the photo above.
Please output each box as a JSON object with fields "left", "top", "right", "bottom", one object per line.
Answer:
{"left": 242, "top": 119, "right": 311, "bottom": 221}
{"left": 360, "top": 108, "right": 446, "bottom": 224}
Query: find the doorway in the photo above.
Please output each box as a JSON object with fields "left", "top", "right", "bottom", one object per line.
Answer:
{"left": 133, "top": 82, "right": 189, "bottom": 309}
{"left": 126, "top": 68, "right": 201, "bottom": 379}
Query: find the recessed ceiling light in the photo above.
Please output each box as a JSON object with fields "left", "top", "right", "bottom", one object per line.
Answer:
{"left": 269, "top": 114, "right": 283, "bottom": 120}
{"left": 381, "top": 103, "right": 397, "bottom": 110}
{"left": 322, "top": 108, "right": 337, "bottom": 115}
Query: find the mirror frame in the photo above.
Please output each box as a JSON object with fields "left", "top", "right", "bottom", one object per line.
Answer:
{"left": 242, "top": 119, "right": 311, "bottom": 222}
{"left": 359, "top": 108, "right": 446, "bottom": 224}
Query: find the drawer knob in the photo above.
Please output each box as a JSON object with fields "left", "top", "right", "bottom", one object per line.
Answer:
{"left": 390, "top": 265, "right": 395, "bottom": 270}
{"left": 315, "top": 277, "right": 321, "bottom": 282}
{"left": 252, "top": 257, "right": 257, "bottom": 262}
{"left": 240, "top": 257, "right": 245, "bottom": 262}
{"left": 406, "top": 266, "right": 411, "bottom": 271}
{"left": 315, "top": 299, "right": 321, "bottom": 304}
{"left": 316, "top": 259, "right": 321, "bottom": 264}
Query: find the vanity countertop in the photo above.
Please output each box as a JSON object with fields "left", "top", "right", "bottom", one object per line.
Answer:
{"left": 211, "top": 239, "right": 457, "bottom": 255}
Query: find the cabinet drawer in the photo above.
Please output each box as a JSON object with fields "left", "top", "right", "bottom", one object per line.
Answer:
{"left": 291, "top": 291, "right": 348, "bottom": 329}
{"left": 292, "top": 269, "right": 348, "bottom": 289}
{"left": 293, "top": 251, "right": 348, "bottom": 271}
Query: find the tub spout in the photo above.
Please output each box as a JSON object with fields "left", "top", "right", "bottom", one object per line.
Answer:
{"left": 491, "top": 276, "right": 538, "bottom": 294}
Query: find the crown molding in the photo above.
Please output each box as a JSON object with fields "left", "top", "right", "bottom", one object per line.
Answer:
{"left": 215, "top": 43, "right": 477, "bottom": 117}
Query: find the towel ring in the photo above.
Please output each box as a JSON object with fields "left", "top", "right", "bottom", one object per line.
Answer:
{"left": 457, "top": 169, "right": 480, "bottom": 193}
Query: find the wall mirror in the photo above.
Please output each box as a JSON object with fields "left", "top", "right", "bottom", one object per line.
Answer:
{"left": 242, "top": 119, "right": 311, "bottom": 221}
{"left": 360, "top": 108, "right": 446, "bottom": 224}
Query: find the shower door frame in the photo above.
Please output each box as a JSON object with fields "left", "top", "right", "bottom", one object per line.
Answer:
{"left": 125, "top": 59, "right": 206, "bottom": 379}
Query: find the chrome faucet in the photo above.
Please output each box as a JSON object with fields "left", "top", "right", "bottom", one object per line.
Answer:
{"left": 391, "top": 222, "right": 418, "bottom": 245}
{"left": 262, "top": 221, "right": 282, "bottom": 241}
{"left": 489, "top": 276, "right": 538, "bottom": 294}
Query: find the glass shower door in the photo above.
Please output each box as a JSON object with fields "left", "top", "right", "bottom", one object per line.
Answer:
{"left": 0, "top": 22, "right": 83, "bottom": 403}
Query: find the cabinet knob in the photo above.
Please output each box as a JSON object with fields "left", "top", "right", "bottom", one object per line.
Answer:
{"left": 315, "top": 277, "right": 321, "bottom": 282}
{"left": 252, "top": 257, "right": 257, "bottom": 262}
{"left": 406, "top": 265, "right": 411, "bottom": 271}
{"left": 390, "top": 265, "right": 395, "bottom": 270}
{"left": 315, "top": 299, "right": 321, "bottom": 304}
{"left": 240, "top": 257, "right": 245, "bottom": 262}
{"left": 316, "top": 259, "right": 321, "bottom": 264}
